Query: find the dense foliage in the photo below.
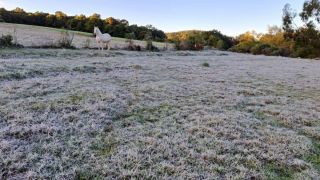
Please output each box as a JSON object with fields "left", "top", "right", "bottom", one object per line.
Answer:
{"left": 0, "top": 34, "right": 23, "bottom": 48}
{"left": 231, "top": 0, "right": 320, "bottom": 59}
{"left": 167, "top": 30, "right": 234, "bottom": 50}
{"left": 230, "top": 28, "right": 292, "bottom": 57}
{"left": 0, "top": 7, "right": 166, "bottom": 42}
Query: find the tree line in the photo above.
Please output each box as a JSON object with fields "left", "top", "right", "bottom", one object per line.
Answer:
{"left": 231, "top": 0, "right": 320, "bottom": 58}
{"left": 0, "top": 7, "right": 166, "bottom": 42}
{"left": 1, "top": 1, "right": 320, "bottom": 58}
{"left": 0, "top": 7, "right": 235, "bottom": 51}
{"left": 166, "top": 30, "right": 235, "bottom": 50}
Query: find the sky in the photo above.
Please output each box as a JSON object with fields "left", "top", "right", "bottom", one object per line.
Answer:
{"left": 0, "top": 0, "right": 304, "bottom": 36}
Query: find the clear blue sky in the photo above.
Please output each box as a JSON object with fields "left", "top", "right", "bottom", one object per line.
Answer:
{"left": 0, "top": 0, "right": 303, "bottom": 36}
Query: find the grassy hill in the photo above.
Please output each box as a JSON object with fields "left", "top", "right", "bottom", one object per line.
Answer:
{"left": 0, "top": 23, "right": 173, "bottom": 49}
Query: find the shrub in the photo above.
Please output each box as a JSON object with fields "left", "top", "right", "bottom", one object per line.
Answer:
{"left": 0, "top": 34, "right": 13, "bottom": 47}
{"left": 127, "top": 45, "right": 141, "bottom": 51}
{"left": 250, "top": 43, "right": 272, "bottom": 55}
{"left": 230, "top": 41, "right": 258, "bottom": 53}
{"left": 143, "top": 32, "right": 159, "bottom": 51}
{"left": 57, "top": 30, "right": 75, "bottom": 48}
{"left": 194, "top": 43, "right": 204, "bottom": 51}
{"left": 178, "top": 40, "right": 192, "bottom": 50}
{"left": 202, "top": 62, "right": 210, "bottom": 67}
{"left": 175, "top": 40, "right": 204, "bottom": 51}
{"left": 216, "top": 40, "right": 227, "bottom": 50}
{"left": 83, "top": 38, "right": 91, "bottom": 49}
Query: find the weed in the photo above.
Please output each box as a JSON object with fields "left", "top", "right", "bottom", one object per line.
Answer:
{"left": 0, "top": 72, "right": 25, "bottom": 80}
{"left": 57, "top": 30, "right": 75, "bottom": 49}
{"left": 73, "top": 66, "right": 97, "bottom": 73}
{"left": 305, "top": 141, "right": 320, "bottom": 171}
{"left": 202, "top": 62, "right": 210, "bottom": 67}
{"left": 0, "top": 34, "right": 12, "bottom": 47}
{"left": 252, "top": 110, "right": 268, "bottom": 120}
{"left": 69, "top": 94, "right": 85, "bottom": 104}
{"left": 30, "top": 102, "right": 47, "bottom": 111}
{"left": 264, "top": 162, "right": 294, "bottom": 180}
{"left": 91, "top": 135, "right": 118, "bottom": 156}
{"left": 118, "top": 104, "right": 174, "bottom": 124}
{"left": 74, "top": 170, "right": 103, "bottom": 180}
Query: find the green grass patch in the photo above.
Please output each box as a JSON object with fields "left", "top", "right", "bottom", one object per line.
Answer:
{"left": 202, "top": 62, "right": 210, "bottom": 67}
{"left": 305, "top": 141, "right": 320, "bottom": 171}
{"left": 72, "top": 66, "right": 97, "bottom": 73}
{"left": 74, "top": 170, "right": 103, "bottom": 180}
{"left": 252, "top": 110, "right": 268, "bottom": 120}
{"left": 0, "top": 72, "right": 25, "bottom": 80}
{"left": 91, "top": 136, "right": 118, "bottom": 156}
{"left": 264, "top": 162, "right": 294, "bottom": 180}
{"left": 69, "top": 94, "right": 85, "bottom": 104}
{"left": 115, "top": 103, "right": 174, "bottom": 124}
{"left": 30, "top": 102, "right": 47, "bottom": 111}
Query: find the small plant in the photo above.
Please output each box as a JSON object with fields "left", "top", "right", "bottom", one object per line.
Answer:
{"left": 57, "top": 30, "right": 75, "bottom": 48}
{"left": 306, "top": 141, "right": 320, "bottom": 170}
{"left": 0, "top": 35, "right": 13, "bottom": 47}
{"left": 84, "top": 38, "right": 91, "bottom": 49}
{"left": 12, "top": 28, "right": 18, "bottom": 45}
{"left": 202, "top": 62, "right": 210, "bottom": 67}
{"left": 73, "top": 66, "right": 96, "bottom": 73}
{"left": 264, "top": 162, "right": 294, "bottom": 180}
{"left": 144, "top": 32, "right": 159, "bottom": 51}
{"left": 125, "top": 32, "right": 135, "bottom": 50}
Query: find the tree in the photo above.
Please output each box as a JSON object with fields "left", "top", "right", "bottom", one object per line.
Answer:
{"left": 300, "top": 0, "right": 320, "bottom": 25}
{"left": 282, "top": 1, "right": 320, "bottom": 58}
{"left": 0, "top": 7, "right": 166, "bottom": 42}
{"left": 260, "top": 26, "right": 287, "bottom": 47}
{"left": 238, "top": 31, "right": 256, "bottom": 43}
{"left": 105, "top": 17, "right": 119, "bottom": 26}
{"left": 216, "top": 40, "right": 227, "bottom": 50}
{"left": 85, "top": 13, "right": 103, "bottom": 32}
{"left": 54, "top": 11, "right": 67, "bottom": 28}
{"left": 13, "top": 7, "right": 25, "bottom": 13}
{"left": 45, "top": 14, "right": 56, "bottom": 27}
{"left": 282, "top": 4, "right": 297, "bottom": 39}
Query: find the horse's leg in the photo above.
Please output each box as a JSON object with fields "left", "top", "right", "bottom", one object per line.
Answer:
{"left": 102, "top": 43, "right": 104, "bottom": 51}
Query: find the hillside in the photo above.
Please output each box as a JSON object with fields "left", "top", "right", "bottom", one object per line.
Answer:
{"left": 0, "top": 23, "right": 173, "bottom": 49}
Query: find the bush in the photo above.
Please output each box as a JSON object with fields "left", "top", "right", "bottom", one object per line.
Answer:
{"left": 202, "top": 62, "right": 210, "bottom": 67}
{"left": 57, "top": 30, "right": 75, "bottom": 48}
{"left": 144, "top": 32, "right": 159, "bottom": 51}
{"left": 0, "top": 35, "right": 13, "bottom": 47}
{"left": 230, "top": 41, "right": 258, "bottom": 53}
{"left": 83, "top": 38, "right": 91, "bottom": 49}
{"left": 178, "top": 40, "right": 192, "bottom": 50}
{"left": 127, "top": 44, "right": 141, "bottom": 51}
{"left": 145, "top": 40, "right": 159, "bottom": 51}
{"left": 250, "top": 43, "right": 272, "bottom": 55}
{"left": 175, "top": 40, "right": 204, "bottom": 51}
{"left": 216, "top": 40, "right": 227, "bottom": 50}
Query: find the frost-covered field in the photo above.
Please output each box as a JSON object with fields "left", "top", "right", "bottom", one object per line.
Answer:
{"left": 0, "top": 49, "right": 320, "bottom": 179}
{"left": 0, "top": 23, "right": 173, "bottom": 49}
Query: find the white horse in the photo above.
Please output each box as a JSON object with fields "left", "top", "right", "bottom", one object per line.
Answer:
{"left": 93, "top": 26, "right": 112, "bottom": 51}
